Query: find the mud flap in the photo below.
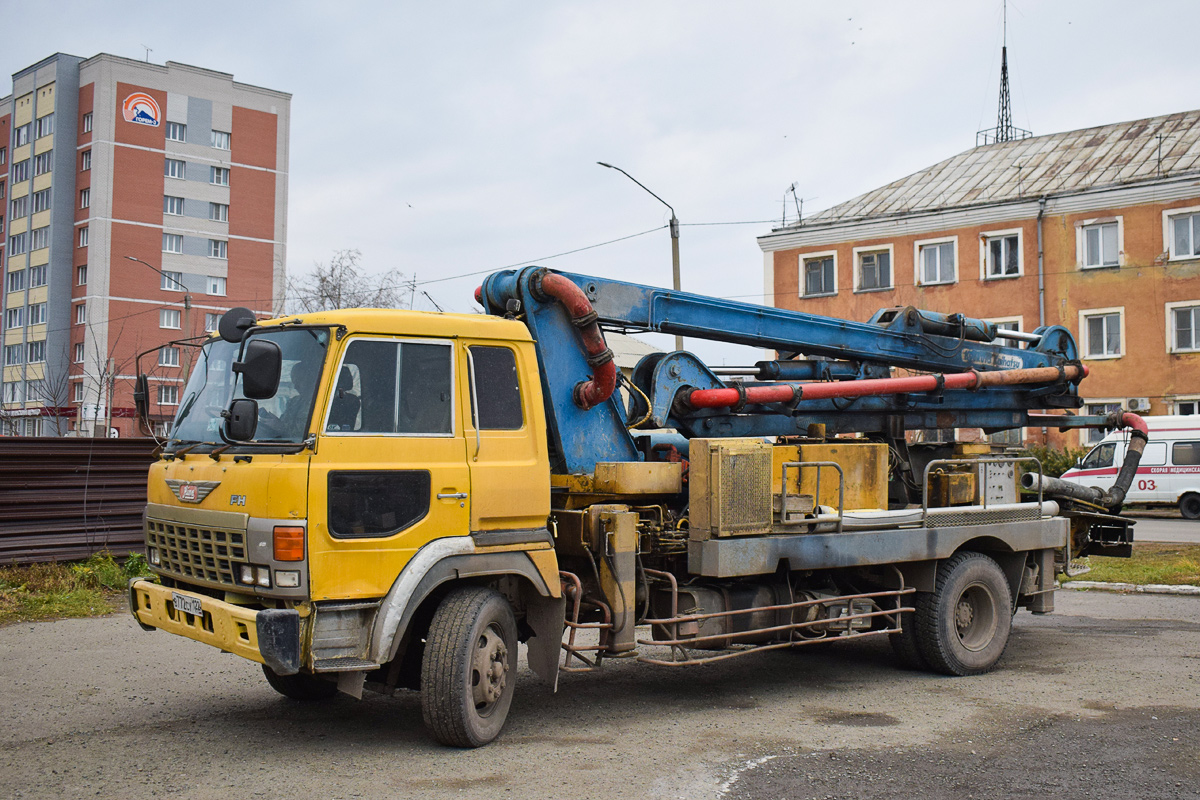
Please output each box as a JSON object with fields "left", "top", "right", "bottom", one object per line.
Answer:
{"left": 525, "top": 593, "right": 566, "bottom": 692}
{"left": 257, "top": 609, "right": 301, "bottom": 676}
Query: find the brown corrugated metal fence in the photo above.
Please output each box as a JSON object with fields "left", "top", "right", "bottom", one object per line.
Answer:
{"left": 0, "top": 437, "right": 157, "bottom": 565}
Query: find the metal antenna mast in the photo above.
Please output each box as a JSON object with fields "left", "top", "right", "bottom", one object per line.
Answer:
{"left": 976, "top": 1, "right": 1031, "bottom": 146}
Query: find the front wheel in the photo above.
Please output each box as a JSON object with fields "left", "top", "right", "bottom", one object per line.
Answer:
{"left": 261, "top": 665, "right": 338, "bottom": 700}
{"left": 915, "top": 552, "right": 1012, "bottom": 676}
{"left": 1180, "top": 494, "right": 1200, "bottom": 520}
{"left": 421, "top": 587, "right": 518, "bottom": 748}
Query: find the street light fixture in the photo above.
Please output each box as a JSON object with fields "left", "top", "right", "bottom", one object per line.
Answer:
{"left": 597, "top": 162, "right": 683, "bottom": 351}
{"left": 125, "top": 255, "right": 192, "bottom": 326}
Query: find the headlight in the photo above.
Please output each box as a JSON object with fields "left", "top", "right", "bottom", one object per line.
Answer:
{"left": 148, "top": 547, "right": 160, "bottom": 566}
{"left": 240, "top": 565, "right": 255, "bottom": 585}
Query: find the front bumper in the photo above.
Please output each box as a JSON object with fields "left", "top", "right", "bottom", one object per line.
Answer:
{"left": 128, "top": 579, "right": 301, "bottom": 675}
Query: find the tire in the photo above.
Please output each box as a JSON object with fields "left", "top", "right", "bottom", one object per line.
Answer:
{"left": 1180, "top": 494, "right": 1200, "bottom": 520}
{"left": 261, "top": 665, "right": 338, "bottom": 701}
{"left": 421, "top": 587, "right": 518, "bottom": 748}
{"left": 889, "top": 602, "right": 928, "bottom": 670}
{"left": 915, "top": 552, "right": 1012, "bottom": 676}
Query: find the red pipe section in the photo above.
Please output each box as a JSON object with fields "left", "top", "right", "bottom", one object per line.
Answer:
{"left": 687, "top": 364, "right": 1089, "bottom": 409}
{"left": 535, "top": 272, "right": 617, "bottom": 410}
{"left": 1120, "top": 411, "right": 1149, "bottom": 437}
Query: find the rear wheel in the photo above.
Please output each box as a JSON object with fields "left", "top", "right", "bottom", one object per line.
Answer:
{"left": 1180, "top": 494, "right": 1200, "bottom": 520}
{"left": 889, "top": 602, "right": 928, "bottom": 670}
{"left": 915, "top": 552, "right": 1012, "bottom": 676}
{"left": 421, "top": 587, "right": 517, "bottom": 748}
{"left": 261, "top": 665, "right": 337, "bottom": 700}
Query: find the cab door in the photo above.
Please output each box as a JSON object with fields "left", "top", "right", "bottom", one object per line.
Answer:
{"left": 307, "top": 336, "right": 470, "bottom": 601}
{"left": 460, "top": 339, "right": 550, "bottom": 532}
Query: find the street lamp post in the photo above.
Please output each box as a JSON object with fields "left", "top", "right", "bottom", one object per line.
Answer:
{"left": 597, "top": 162, "right": 683, "bottom": 352}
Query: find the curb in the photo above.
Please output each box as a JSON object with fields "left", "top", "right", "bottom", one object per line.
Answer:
{"left": 1060, "top": 580, "right": 1200, "bottom": 596}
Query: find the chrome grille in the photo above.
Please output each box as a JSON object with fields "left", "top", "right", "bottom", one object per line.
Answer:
{"left": 147, "top": 517, "right": 248, "bottom": 588}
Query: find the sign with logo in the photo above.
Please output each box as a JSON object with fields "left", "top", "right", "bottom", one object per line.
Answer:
{"left": 179, "top": 483, "right": 199, "bottom": 502}
{"left": 122, "top": 92, "right": 161, "bottom": 127}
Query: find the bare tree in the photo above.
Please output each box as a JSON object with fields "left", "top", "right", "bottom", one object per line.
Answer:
{"left": 284, "top": 249, "right": 410, "bottom": 314}
{"left": 29, "top": 347, "right": 73, "bottom": 437}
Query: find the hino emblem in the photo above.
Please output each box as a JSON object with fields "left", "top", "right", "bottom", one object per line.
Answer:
{"left": 166, "top": 479, "right": 220, "bottom": 504}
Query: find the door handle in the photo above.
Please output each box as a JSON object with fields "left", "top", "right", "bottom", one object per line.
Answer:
{"left": 437, "top": 492, "right": 469, "bottom": 500}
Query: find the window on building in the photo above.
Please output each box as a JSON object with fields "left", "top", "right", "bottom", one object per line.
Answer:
{"left": 0, "top": 181, "right": 5, "bottom": 199}
{"left": 985, "top": 233, "right": 1020, "bottom": 278}
{"left": 73, "top": 342, "right": 85, "bottom": 362}
{"left": 208, "top": 240, "right": 227, "bottom": 259}
{"left": 159, "top": 347, "right": 180, "bottom": 367}
{"left": 210, "top": 167, "right": 229, "bottom": 186}
{"left": 2, "top": 382, "right": 20, "bottom": 404}
{"left": 211, "top": 130, "right": 230, "bottom": 150}
{"left": 82, "top": 112, "right": 93, "bottom": 133}
{"left": 9, "top": 232, "right": 26, "bottom": 256}
{"left": 80, "top": 150, "right": 91, "bottom": 171}
{"left": 207, "top": 276, "right": 227, "bottom": 295}
{"left": 11, "top": 196, "right": 27, "bottom": 218}
{"left": 1170, "top": 303, "right": 1200, "bottom": 352}
{"left": 1174, "top": 398, "right": 1200, "bottom": 415}
{"left": 161, "top": 270, "right": 184, "bottom": 291}
{"left": 166, "top": 122, "right": 187, "bottom": 142}
{"left": 14, "top": 124, "right": 30, "bottom": 147}
{"left": 78, "top": 226, "right": 88, "bottom": 248}
{"left": 1085, "top": 401, "right": 1124, "bottom": 443}
{"left": 30, "top": 226, "right": 48, "bottom": 250}
{"left": 160, "top": 309, "right": 181, "bottom": 329}
{"left": 162, "top": 234, "right": 184, "bottom": 254}
{"left": 12, "top": 160, "right": 29, "bottom": 182}
{"left": 205, "top": 313, "right": 220, "bottom": 332}
{"left": 209, "top": 202, "right": 229, "bottom": 222}
{"left": 28, "top": 303, "right": 45, "bottom": 325}
{"left": 158, "top": 385, "right": 179, "bottom": 406}
{"left": 857, "top": 250, "right": 891, "bottom": 291}
{"left": 164, "top": 158, "right": 186, "bottom": 179}
{"left": 27, "top": 340, "right": 45, "bottom": 363}
{"left": 918, "top": 240, "right": 956, "bottom": 285}
{"left": 1082, "top": 309, "right": 1123, "bottom": 358}
{"left": 802, "top": 255, "right": 835, "bottom": 297}
{"left": 33, "top": 152, "right": 52, "bottom": 176}
{"left": 0, "top": 146, "right": 6, "bottom": 165}
{"left": 77, "top": 265, "right": 87, "bottom": 285}
{"left": 6, "top": 269, "right": 25, "bottom": 292}
{"left": 1171, "top": 212, "right": 1200, "bottom": 259}
{"left": 5, "top": 307, "right": 23, "bottom": 329}
{"left": 164, "top": 195, "right": 185, "bottom": 216}
{"left": 32, "top": 188, "right": 51, "bottom": 213}
{"left": 0, "top": 214, "right": 4, "bottom": 231}
{"left": 75, "top": 303, "right": 86, "bottom": 324}
{"left": 28, "top": 265, "right": 45, "bottom": 287}
{"left": 79, "top": 188, "right": 90, "bottom": 209}
{"left": 4, "top": 344, "right": 23, "bottom": 366}
{"left": 35, "top": 115, "right": 53, "bottom": 138}
{"left": 1081, "top": 222, "right": 1119, "bottom": 268}
{"left": 73, "top": 382, "right": 84, "bottom": 403}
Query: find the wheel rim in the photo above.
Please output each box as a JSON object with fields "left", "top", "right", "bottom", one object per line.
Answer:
{"left": 471, "top": 623, "right": 509, "bottom": 716}
{"left": 953, "top": 581, "right": 998, "bottom": 652}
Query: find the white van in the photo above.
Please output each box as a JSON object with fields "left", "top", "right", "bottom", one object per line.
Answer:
{"left": 1061, "top": 415, "right": 1200, "bottom": 518}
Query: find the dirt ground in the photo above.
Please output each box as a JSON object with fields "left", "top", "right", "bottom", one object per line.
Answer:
{"left": 1, "top": 591, "right": 1197, "bottom": 800}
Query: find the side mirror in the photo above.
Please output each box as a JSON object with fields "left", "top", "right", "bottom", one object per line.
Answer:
{"left": 133, "top": 374, "right": 150, "bottom": 426}
{"left": 218, "top": 307, "right": 258, "bottom": 343}
{"left": 224, "top": 398, "right": 259, "bottom": 441}
{"left": 232, "top": 339, "right": 282, "bottom": 400}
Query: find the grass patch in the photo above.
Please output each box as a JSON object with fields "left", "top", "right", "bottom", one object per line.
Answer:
{"left": 0, "top": 552, "right": 153, "bottom": 626}
{"left": 1065, "top": 542, "right": 1200, "bottom": 586}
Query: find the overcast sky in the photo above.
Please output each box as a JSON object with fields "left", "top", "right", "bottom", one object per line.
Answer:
{"left": 9, "top": 1, "right": 1200, "bottom": 362}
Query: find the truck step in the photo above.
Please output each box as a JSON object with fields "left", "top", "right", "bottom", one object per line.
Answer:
{"left": 312, "top": 657, "right": 379, "bottom": 673}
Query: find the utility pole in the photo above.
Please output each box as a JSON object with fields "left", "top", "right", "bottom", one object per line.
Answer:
{"left": 598, "top": 162, "right": 683, "bottom": 351}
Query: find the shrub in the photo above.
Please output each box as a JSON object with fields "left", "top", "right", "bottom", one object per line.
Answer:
{"left": 1020, "top": 444, "right": 1089, "bottom": 478}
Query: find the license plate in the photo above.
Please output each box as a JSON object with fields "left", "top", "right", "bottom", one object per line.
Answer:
{"left": 172, "top": 592, "right": 204, "bottom": 618}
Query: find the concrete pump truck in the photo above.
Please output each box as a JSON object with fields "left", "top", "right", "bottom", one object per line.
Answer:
{"left": 128, "top": 266, "right": 1142, "bottom": 747}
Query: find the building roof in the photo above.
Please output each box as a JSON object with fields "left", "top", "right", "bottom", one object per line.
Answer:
{"left": 789, "top": 109, "right": 1200, "bottom": 227}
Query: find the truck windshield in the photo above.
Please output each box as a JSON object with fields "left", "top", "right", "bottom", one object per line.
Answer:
{"left": 167, "top": 327, "right": 330, "bottom": 448}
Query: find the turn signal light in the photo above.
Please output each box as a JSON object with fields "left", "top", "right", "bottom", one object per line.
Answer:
{"left": 273, "top": 526, "right": 305, "bottom": 561}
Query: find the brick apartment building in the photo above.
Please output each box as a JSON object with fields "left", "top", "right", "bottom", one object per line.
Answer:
{"left": 0, "top": 53, "right": 290, "bottom": 437}
{"left": 758, "top": 110, "right": 1200, "bottom": 448}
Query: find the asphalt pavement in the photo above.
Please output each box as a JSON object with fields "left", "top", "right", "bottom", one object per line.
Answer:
{"left": 1126, "top": 514, "right": 1200, "bottom": 544}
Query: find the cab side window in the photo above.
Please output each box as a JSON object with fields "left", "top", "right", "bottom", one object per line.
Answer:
{"left": 329, "top": 339, "right": 453, "bottom": 435}
{"left": 1081, "top": 443, "right": 1115, "bottom": 469}
{"left": 468, "top": 346, "right": 523, "bottom": 430}
{"left": 1172, "top": 441, "right": 1200, "bottom": 466}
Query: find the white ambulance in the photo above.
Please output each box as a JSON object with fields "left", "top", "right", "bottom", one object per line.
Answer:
{"left": 1061, "top": 415, "right": 1200, "bottom": 518}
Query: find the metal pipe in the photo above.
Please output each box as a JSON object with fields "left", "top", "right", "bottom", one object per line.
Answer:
{"left": 1036, "top": 197, "right": 1046, "bottom": 330}
{"left": 686, "top": 364, "right": 1088, "bottom": 409}
{"left": 531, "top": 270, "right": 617, "bottom": 410}
{"left": 1021, "top": 411, "right": 1149, "bottom": 510}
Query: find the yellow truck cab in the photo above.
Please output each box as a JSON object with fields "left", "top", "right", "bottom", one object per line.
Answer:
{"left": 131, "top": 307, "right": 564, "bottom": 747}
